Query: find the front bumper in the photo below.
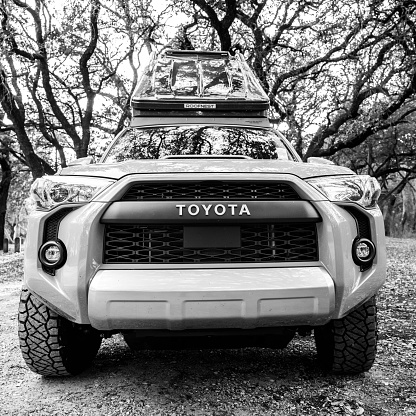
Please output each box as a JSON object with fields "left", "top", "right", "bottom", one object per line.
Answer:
{"left": 24, "top": 172, "right": 386, "bottom": 330}
{"left": 88, "top": 267, "right": 335, "bottom": 330}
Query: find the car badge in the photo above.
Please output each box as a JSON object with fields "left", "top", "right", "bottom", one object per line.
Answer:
{"left": 176, "top": 203, "right": 251, "bottom": 216}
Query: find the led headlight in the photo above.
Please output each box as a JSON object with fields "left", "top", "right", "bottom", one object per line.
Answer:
{"left": 306, "top": 175, "right": 381, "bottom": 208}
{"left": 31, "top": 176, "right": 114, "bottom": 210}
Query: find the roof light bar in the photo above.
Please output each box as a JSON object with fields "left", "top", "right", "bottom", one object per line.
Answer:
{"left": 131, "top": 49, "right": 269, "bottom": 112}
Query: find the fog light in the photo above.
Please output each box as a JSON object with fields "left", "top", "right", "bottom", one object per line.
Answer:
{"left": 39, "top": 240, "right": 67, "bottom": 269}
{"left": 352, "top": 238, "right": 376, "bottom": 266}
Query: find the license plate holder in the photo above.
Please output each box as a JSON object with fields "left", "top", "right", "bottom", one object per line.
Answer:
{"left": 184, "top": 226, "right": 241, "bottom": 248}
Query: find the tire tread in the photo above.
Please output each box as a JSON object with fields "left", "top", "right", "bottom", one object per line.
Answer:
{"left": 314, "top": 296, "right": 377, "bottom": 374}
{"left": 18, "top": 288, "right": 101, "bottom": 376}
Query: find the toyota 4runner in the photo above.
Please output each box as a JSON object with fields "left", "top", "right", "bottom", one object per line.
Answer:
{"left": 18, "top": 49, "right": 386, "bottom": 376}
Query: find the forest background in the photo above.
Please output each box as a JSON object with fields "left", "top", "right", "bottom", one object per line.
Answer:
{"left": 1, "top": 0, "right": 416, "bottom": 246}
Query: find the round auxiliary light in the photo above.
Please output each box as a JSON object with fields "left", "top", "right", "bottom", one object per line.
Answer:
{"left": 39, "top": 240, "right": 67, "bottom": 269}
{"left": 352, "top": 238, "right": 376, "bottom": 266}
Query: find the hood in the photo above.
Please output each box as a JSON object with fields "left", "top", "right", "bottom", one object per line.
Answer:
{"left": 59, "top": 159, "right": 354, "bottom": 180}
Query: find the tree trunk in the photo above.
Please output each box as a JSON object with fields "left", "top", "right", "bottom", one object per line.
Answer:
{"left": 0, "top": 70, "right": 46, "bottom": 179}
{"left": 401, "top": 181, "right": 416, "bottom": 236}
{"left": 382, "top": 195, "right": 397, "bottom": 237}
{"left": 0, "top": 144, "right": 12, "bottom": 245}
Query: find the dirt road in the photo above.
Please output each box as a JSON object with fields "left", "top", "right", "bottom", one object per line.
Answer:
{"left": 0, "top": 239, "right": 415, "bottom": 415}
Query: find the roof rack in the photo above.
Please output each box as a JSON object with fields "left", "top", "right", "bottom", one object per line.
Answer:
{"left": 131, "top": 49, "right": 269, "bottom": 115}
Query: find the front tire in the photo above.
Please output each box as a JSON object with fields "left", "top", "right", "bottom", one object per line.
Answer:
{"left": 314, "top": 296, "right": 377, "bottom": 374}
{"left": 18, "top": 288, "right": 102, "bottom": 376}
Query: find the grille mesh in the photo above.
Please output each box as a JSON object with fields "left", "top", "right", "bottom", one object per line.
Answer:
{"left": 343, "top": 206, "right": 371, "bottom": 239}
{"left": 121, "top": 181, "right": 300, "bottom": 201}
{"left": 43, "top": 208, "right": 74, "bottom": 241}
{"left": 103, "top": 223, "right": 318, "bottom": 264}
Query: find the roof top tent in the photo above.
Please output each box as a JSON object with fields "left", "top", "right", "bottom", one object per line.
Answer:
{"left": 130, "top": 49, "right": 271, "bottom": 127}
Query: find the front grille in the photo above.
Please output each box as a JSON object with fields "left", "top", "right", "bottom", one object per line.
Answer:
{"left": 121, "top": 181, "right": 300, "bottom": 201}
{"left": 103, "top": 223, "right": 318, "bottom": 264}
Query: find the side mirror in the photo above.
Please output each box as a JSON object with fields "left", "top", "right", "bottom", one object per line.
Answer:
{"left": 67, "top": 156, "right": 95, "bottom": 167}
{"left": 307, "top": 157, "right": 335, "bottom": 165}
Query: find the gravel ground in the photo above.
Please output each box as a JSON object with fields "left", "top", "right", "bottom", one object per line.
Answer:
{"left": 0, "top": 238, "right": 415, "bottom": 416}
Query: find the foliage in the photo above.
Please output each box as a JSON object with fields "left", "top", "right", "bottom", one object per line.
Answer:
{"left": 175, "top": 0, "right": 416, "bottom": 158}
{"left": 1, "top": 0, "right": 416, "bottom": 236}
{"left": 0, "top": 0, "right": 171, "bottom": 239}
{"left": 0, "top": 0, "right": 170, "bottom": 176}
{"left": 5, "top": 166, "right": 31, "bottom": 240}
{"left": 331, "top": 117, "right": 416, "bottom": 234}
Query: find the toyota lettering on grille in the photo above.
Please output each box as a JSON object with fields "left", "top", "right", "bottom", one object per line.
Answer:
{"left": 176, "top": 203, "right": 251, "bottom": 217}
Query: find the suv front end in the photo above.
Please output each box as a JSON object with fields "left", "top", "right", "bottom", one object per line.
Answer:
{"left": 18, "top": 49, "right": 385, "bottom": 377}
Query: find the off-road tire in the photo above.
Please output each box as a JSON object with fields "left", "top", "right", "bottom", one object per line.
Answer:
{"left": 314, "top": 295, "right": 377, "bottom": 374}
{"left": 18, "top": 288, "right": 102, "bottom": 376}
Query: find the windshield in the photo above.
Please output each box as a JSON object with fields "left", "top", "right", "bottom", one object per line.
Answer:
{"left": 102, "top": 125, "right": 295, "bottom": 162}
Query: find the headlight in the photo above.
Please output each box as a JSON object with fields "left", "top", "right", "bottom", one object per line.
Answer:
{"left": 31, "top": 176, "right": 114, "bottom": 210}
{"left": 306, "top": 175, "right": 381, "bottom": 208}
